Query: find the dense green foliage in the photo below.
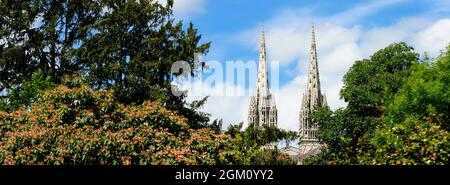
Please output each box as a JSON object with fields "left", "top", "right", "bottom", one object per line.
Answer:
{"left": 383, "top": 50, "right": 449, "bottom": 130}
{"left": 0, "top": 70, "right": 55, "bottom": 112}
{"left": 303, "top": 107, "right": 376, "bottom": 164}
{"left": 305, "top": 43, "right": 450, "bottom": 165}
{"left": 370, "top": 116, "right": 449, "bottom": 164}
{"left": 0, "top": 0, "right": 101, "bottom": 87}
{"left": 369, "top": 46, "right": 450, "bottom": 164}
{"left": 221, "top": 122, "right": 298, "bottom": 165}
{"left": 340, "top": 42, "right": 419, "bottom": 117}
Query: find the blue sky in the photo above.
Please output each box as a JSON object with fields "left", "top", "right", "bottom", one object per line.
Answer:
{"left": 167, "top": 0, "right": 450, "bottom": 131}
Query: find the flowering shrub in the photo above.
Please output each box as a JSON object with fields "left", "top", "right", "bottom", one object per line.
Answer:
{"left": 370, "top": 117, "right": 449, "bottom": 165}
{"left": 0, "top": 84, "right": 231, "bottom": 165}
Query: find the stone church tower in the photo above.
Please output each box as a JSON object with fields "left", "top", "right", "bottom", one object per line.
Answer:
{"left": 248, "top": 27, "right": 277, "bottom": 128}
{"left": 299, "top": 25, "right": 327, "bottom": 154}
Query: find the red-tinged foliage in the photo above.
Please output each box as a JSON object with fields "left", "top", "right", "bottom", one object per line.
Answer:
{"left": 0, "top": 84, "right": 231, "bottom": 165}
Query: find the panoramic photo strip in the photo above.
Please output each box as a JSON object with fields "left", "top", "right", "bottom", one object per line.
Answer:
{"left": 0, "top": 0, "right": 449, "bottom": 184}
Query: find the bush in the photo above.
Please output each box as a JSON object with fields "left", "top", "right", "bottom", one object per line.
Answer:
{"left": 370, "top": 117, "right": 449, "bottom": 165}
{"left": 0, "top": 84, "right": 231, "bottom": 165}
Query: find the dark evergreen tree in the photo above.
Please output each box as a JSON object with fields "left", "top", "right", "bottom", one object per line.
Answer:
{"left": 0, "top": 0, "right": 101, "bottom": 90}
{"left": 1, "top": 0, "right": 211, "bottom": 127}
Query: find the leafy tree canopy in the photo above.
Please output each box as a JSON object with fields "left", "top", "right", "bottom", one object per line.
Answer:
{"left": 341, "top": 42, "right": 419, "bottom": 117}
{"left": 369, "top": 45, "right": 450, "bottom": 165}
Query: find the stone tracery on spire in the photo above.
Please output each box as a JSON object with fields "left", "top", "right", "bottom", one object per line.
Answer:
{"left": 248, "top": 26, "right": 277, "bottom": 128}
{"left": 298, "top": 24, "right": 327, "bottom": 157}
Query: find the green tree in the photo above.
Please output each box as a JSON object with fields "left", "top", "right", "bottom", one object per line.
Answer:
{"left": 0, "top": 70, "right": 55, "bottom": 112}
{"left": 383, "top": 47, "right": 449, "bottom": 130}
{"left": 307, "top": 42, "right": 420, "bottom": 164}
{"left": 0, "top": 0, "right": 101, "bottom": 90}
{"left": 305, "top": 107, "right": 375, "bottom": 164}
{"left": 74, "top": 1, "right": 210, "bottom": 128}
{"left": 341, "top": 42, "right": 419, "bottom": 117}
{"left": 369, "top": 45, "right": 450, "bottom": 165}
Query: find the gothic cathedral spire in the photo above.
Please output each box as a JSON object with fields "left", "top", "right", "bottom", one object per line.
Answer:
{"left": 256, "top": 26, "right": 269, "bottom": 97}
{"left": 248, "top": 26, "right": 277, "bottom": 128}
{"left": 299, "top": 24, "right": 327, "bottom": 152}
{"left": 306, "top": 24, "right": 326, "bottom": 110}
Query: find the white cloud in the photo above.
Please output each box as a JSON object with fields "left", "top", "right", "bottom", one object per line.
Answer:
{"left": 360, "top": 18, "right": 431, "bottom": 56}
{"left": 173, "top": 0, "right": 206, "bottom": 15}
{"left": 157, "top": 0, "right": 207, "bottom": 16}
{"left": 320, "top": 42, "right": 362, "bottom": 76}
{"left": 203, "top": 95, "right": 249, "bottom": 129}
{"left": 273, "top": 76, "right": 305, "bottom": 131}
{"left": 183, "top": 80, "right": 250, "bottom": 130}
{"left": 414, "top": 19, "right": 450, "bottom": 56}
